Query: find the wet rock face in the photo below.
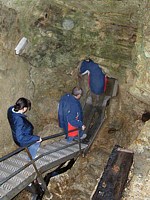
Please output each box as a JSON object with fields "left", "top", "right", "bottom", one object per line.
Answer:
{"left": 129, "top": 1, "right": 150, "bottom": 105}
{"left": 122, "top": 120, "right": 150, "bottom": 200}
{"left": 0, "top": 0, "right": 144, "bottom": 154}
{"left": 0, "top": 3, "right": 19, "bottom": 50}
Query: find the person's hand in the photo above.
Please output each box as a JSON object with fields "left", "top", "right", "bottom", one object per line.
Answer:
{"left": 37, "top": 137, "right": 42, "bottom": 143}
{"left": 82, "top": 125, "right": 86, "bottom": 131}
{"left": 78, "top": 73, "right": 82, "bottom": 79}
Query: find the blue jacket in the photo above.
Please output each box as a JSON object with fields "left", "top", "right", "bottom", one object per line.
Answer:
{"left": 58, "top": 94, "right": 83, "bottom": 136}
{"left": 80, "top": 60, "right": 105, "bottom": 95}
{"left": 7, "top": 106, "right": 40, "bottom": 147}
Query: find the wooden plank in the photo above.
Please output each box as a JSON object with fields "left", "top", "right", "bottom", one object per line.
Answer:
{"left": 91, "top": 145, "right": 134, "bottom": 200}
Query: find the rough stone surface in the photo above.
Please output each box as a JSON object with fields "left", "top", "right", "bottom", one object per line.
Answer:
{"left": 123, "top": 121, "right": 150, "bottom": 200}
{"left": 129, "top": 0, "right": 150, "bottom": 105}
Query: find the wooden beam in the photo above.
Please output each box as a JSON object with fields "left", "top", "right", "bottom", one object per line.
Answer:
{"left": 91, "top": 145, "right": 134, "bottom": 200}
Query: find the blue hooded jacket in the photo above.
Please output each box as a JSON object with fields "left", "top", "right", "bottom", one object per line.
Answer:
{"left": 58, "top": 94, "right": 83, "bottom": 136}
{"left": 7, "top": 106, "right": 40, "bottom": 147}
{"left": 80, "top": 59, "right": 105, "bottom": 95}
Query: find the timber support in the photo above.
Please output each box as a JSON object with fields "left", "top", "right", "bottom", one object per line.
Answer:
{"left": 92, "top": 145, "right": 134, "bottom": 200}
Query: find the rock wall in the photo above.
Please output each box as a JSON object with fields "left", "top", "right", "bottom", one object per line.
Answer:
{"left": 1, "top": 0, "right": 147, "bottom": 155}
{"left": 129, "top": 0, "right": 150, "bottom": 105}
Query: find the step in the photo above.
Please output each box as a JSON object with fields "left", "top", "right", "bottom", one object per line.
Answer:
{"left": 0, "top": 187, "right": 8, "bottom": 199}
{"left": 7, "top": 156, "right": 34, "bottom": 174}
{"left": 0, "top": 160, "right": 32, "bottom": 180}
{"left": 0, "top": 172, "right": 23, "bottom": 197}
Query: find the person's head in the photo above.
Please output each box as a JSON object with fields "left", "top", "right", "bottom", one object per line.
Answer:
{"left": 84, "top": 57, "right": 92, "bottom": 62}
{"left": 14, "top": 97, "right": 31, "bottom": 113}
{"left": 72, "top": 87, "right": 83, "bottom": 99}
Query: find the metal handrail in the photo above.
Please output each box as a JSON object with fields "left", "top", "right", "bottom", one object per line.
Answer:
{"left": 0, "top": 133, "right": 62, "bottom": 162}
{"left": 0, "top": 139, "right": 80, "bottom": 186}
{"left": 0, "top": 146, "right": 26, "bottom": 162}
{"left": 0, "top": 128, "right": 81, "bottom": 162}
{"left": 0, "top": 88, "right": 90, "bottom": 163}
{"left": 0, "top": 83, "right": 92, "bottom": 200}
{"left": 0, "top": 91, "right": 88, "bottom": 189}
{"left": 0, "top": 127, "right": 84, "bottom": 186}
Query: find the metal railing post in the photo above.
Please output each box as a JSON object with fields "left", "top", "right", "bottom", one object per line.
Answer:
{"left": 78, "top": 133, "right": 82, "bottom": 154}
{"left": 25, "top": 148, "right": 50, "bottom": 197}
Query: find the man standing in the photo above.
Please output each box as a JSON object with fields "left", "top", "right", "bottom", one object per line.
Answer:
{"left": 58, "top": 87, "right": 86, "bottom": 142}
{"left": 78, "top": 58, "right": 107, "bottom": 106}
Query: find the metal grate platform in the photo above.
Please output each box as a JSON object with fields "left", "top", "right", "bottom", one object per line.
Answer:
{"left": 0, "top": 140, "right": 88, "bottom": 200}
{"left": 0, "top": 77, "right": 118, "bottom": 200}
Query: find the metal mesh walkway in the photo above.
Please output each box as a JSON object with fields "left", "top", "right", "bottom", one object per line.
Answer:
{"left": 0, "top": 140, "right": 88, "bottom": 200}
{"left": 0, "top": 77, "right": 118, "bottom": 200}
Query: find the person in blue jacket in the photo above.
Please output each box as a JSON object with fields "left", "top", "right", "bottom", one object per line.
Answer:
{"left": 7, "top": 97, "right": 42, "bottom": 159}
{"left": 58, "top": 87, "right": 86, "bottom": 143}
{"left": 78, "top": 58, "right": 107, "bottom": 106}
